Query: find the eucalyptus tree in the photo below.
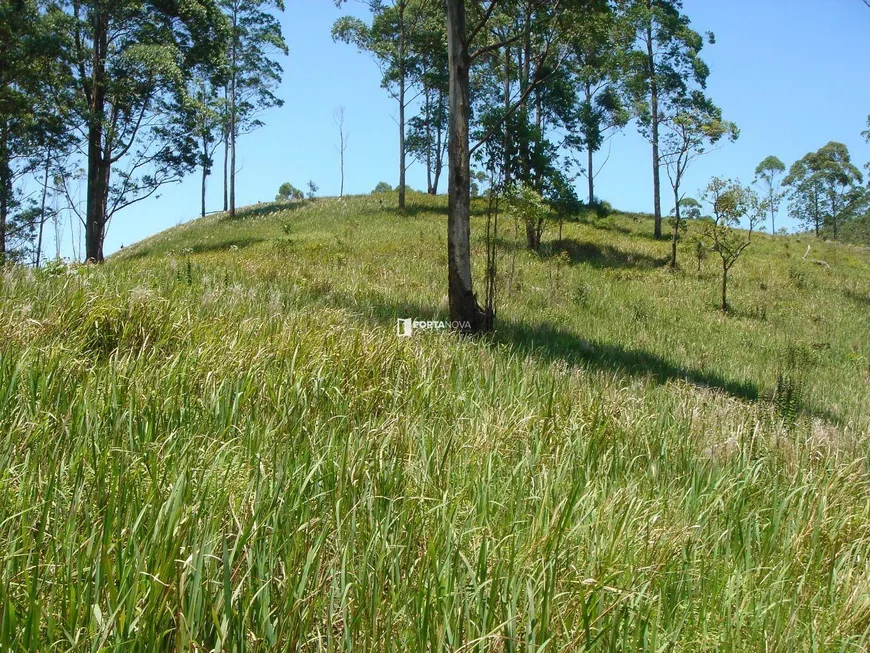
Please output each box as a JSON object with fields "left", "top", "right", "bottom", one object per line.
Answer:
{"left": 470, "top": 1, "right": 587, "bottom": 251}
{"left": 444, "top": 0, "right": 585, "bottom": 330}
{"left": 754, "top": 155, "right": 785, "bottom": 234}
{"left": 660, "top": 92, "right": 737, "bottom": 267}
{"left": 188, "top": 71, "right": 227, "bottom": 218}
{"left": 620, "top": 0, "right": 712, "bottom": 239}
{"left": 333, "top": 0, "right": 426, "bottom": 210}
{"left": 405, "top": 1, "right": 450, "bottom": 194}
{"left": 567, "top": 3, "right": 629, "bottom": 205}
{"left": 64, "top": 0, "right": 228, "bottom": 261}
{"left": 222, "top": 0, "right": 287, "bottom": 218}
{"left": 0, "top": 0, "right": 71, "bottom": 262}
{"left": 784, "top": 142, "right": 863, "bottom": 238}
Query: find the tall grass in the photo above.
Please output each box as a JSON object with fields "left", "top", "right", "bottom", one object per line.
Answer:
{"left": 1, "top": 194, "right": 869, "bottom": 650}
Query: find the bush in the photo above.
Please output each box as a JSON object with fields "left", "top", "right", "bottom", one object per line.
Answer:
{"left": 595, "top": 200, "right": 614, "bottom": 219}
{"left": 372, "top": 182, "right": 393, "bottom": 194}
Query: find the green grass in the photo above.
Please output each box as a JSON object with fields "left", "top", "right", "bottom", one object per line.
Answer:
{"left": 1, "top": 191, "right": 869, "bottom": 650}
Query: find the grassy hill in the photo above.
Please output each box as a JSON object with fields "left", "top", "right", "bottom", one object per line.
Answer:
{"left": 2, "top": 192, "right": 870, "bottom": 650}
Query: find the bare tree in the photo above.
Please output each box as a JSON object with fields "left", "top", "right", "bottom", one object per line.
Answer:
{"left": 334, "top": 106, "right": 348, "bottom": 198}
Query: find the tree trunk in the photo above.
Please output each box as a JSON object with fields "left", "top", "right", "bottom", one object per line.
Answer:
{"left": 721, "top": 263, "right": 728, "bottom": 312}
{"left": 85, "top": 155, "right": 109, "bottom": 262}
{"left": 434, "top": 87, "right": 446, "bottom": 194}
{"left": 670, "top": 186, "right": 680, "bottom": 268}
{"left": 446, "top": 0, "right": 485, "bottom": 333}
{"left": 229, "top": 9, "right": 237, "bottom": 219}
{"left": 0, "top": 123, "right": 8, "bottom": 261}
{"left": 503, "top": 45, "right": 511, "bottom": 186}
{"left": 424, "top": 87, "right": 433, "bottom": 194}
{"left": 588, "top": 147, "right": 594, "bottom": 206}
{"left": 769, "top": 196, "right": 775, "bottom": 235}
{"left": 397, "top": 1, "right": 407, "bottom": 210}
{"left": 201, "top": 162, "right": 208, "bottom": 218}
{"left": 339, "top": 118, "right": 345, "bottom": 198}
{"left": 85, "top": 6, "right": 109, "bottom": 262}
{"left": 519, "top": 8, "right": 531, "bottom": 183}
{"left": 645, "top": 7, "right": 662, "bottom": 239}
{"left": 398, "top": 82, "right": 406, "bottom": 208}
{"left": 222, "top": 88, "right": 228, "bottom": 212}
{"left": 36, "top": 152, "right": 51, "bottom": 268}
{"left": 525, "top": 219, "right": 539, "bottom": 251}
{"left": 229, "top": 113, "right": 236, "bottom": 218}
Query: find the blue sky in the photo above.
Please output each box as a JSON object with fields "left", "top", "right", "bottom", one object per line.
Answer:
{"left": 80, "top": 0, "right": 870, "bottom": 257}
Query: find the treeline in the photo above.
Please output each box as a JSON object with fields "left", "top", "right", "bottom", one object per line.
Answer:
{"left": 762, "top": 138, "right": 870, "bottom": 246}
{"left": 0, "top": 0, "right": 287, "bottom": 264}
{"left": 333, "top": 0, "right": 734, "bottom": 238}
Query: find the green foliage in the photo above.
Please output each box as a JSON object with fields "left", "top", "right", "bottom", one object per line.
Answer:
{"left": 506, "top": 182, "right": 551, "bottom": 251}
{"left": 621, "top": 0, "right": 714, "bottom": 138}
{"left": 701, "top": 177, "right": 767, "bottom": 310}
{"left": 276, "top": 182, "right": 303, "bottom": 201}
{"left": 754, "top": 155, "right": 786, "bottom": 233}
{"left": 0, "top": 0, "right": 73, "bottom": 260}
{"left": 372, "top": 181, "right": 393, "bottom": 194}
{"left": 223, "top": 0, "right": 288, "bottom": 135}
{"left": 306, "top": 180, "right": 319, "bottom": 200}
{"left": 784, "top": 142, "right": 864, "bottom": 238}
{"left": 680, "top": 197, "right": 703, "bottom": 219}
{"left": 773, "top": 345, "right": 813, "bottom": 429}
{"left": 594, "top": 199, "right": 614, "bottom": 219}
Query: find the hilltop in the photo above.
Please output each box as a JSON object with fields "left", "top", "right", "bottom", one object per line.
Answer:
{"left": 2, "top": 193, "right": 870, "bottom": 649}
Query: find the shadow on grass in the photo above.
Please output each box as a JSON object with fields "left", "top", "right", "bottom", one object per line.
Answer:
{"left": 189, "top": 236, "right": 268, "bottom": 255}
{"left": 348, "top": 193, "right": 497, "bottom": 220}
{"left": 546, "top": 239, "right": 668, "bottom": 270}
{"left": 314, "top": 287, "right": 841, "bottom": 424}
{"left": 578, "top": 214, "right": 659, "bottom": 236}
{"left": 843, "top": 289, "right": 870, "bottom": 308}
{"left": 116, "top": 236, "right": 268, "bottom": 260}
{"left": 495, "top": 237, "right": 667, "bottom": 270}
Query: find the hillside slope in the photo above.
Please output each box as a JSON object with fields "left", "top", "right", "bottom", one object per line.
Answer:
{"left": 2, "top": 193, "right": 869, "bottom": 650}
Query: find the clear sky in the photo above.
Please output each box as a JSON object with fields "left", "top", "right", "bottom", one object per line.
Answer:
{"left": 72, "top": 0, "right": 870, "bottom": 257}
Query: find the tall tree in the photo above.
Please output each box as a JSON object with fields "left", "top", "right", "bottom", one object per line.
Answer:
{"left": 444, "top": 0, "right": 580, "bottom": 329}
{"left": 189, "top": 71, "right": 227, "bottom": 218}
{"left": 406, "top": 0, "right": 450, "bottom": 194}
{"left": 660, "top": 92, "right": 737, "bottom": 267}
{"left": 754, "top": 155, "right": 785, "bottom": 234}
{"left": 568, "top": 3, "right": 628, "bottom": 205}
{"left": 0, "top": 0, "right": 70, "bottom": 263}
{"left": 222, "top": 0, "right": 287, "bottom": 218}
{"left": 621, "top": 0, "right": 712, "bottom": 239}
{"left": 333, "top": 0, "right": 420, "bottom": 210}
{"left": 445, "top": 0, "right": 484, "bottom": 331}
{"left": 66, "top": 0, "right": 227, "bottom": 261}
{"left": 471, "top": 1, "right": 580, "bottom": 250}
{"left": 784, "top": 142, "right": 863, "bottom": 238}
